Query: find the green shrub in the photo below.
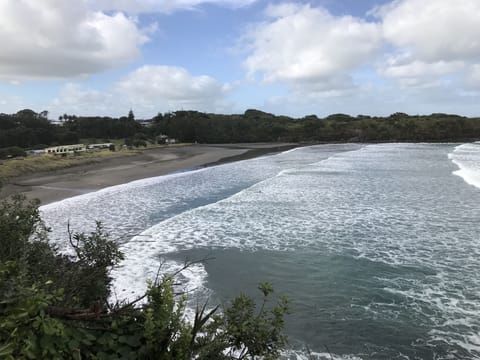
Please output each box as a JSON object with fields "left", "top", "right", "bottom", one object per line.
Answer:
{"left": 0, "top": 147, "right": 26, "bottom": 159}
{"left": 0, "top": 194, "right": 289, "bottom": 359}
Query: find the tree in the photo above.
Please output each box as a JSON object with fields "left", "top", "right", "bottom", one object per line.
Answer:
{"left": 128, "top": 109, "right": 135, "bottom": 122}
{"left": 0, "top": 147, "right": 27, "bottom": 159}
{"left": 15, "top": 109, "right": 37, "bottom": 120}
{"left": 39, "top": 110, "right": 49, "bottom": 120}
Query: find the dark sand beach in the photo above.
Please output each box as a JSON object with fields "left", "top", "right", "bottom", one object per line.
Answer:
{"left": 0, "top": 143, "right": 297, "bottom": 205}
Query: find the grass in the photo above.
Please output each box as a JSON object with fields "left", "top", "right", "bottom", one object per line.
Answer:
{"left": 79, "top": 139, "right": 190, "bottom": 150}
{"left": 0, "top": 149, "right": 140, "bottom": 180}
{"left": 0, "top": 143, "right": 192, "bottom": 181}
{"left": 0, "top": 140, "right": 192, "bottom": 181}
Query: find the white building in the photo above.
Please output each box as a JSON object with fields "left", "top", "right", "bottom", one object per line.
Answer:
{"left": 87, "top": 143, "right": 114, "bottom": 150}
{"left": 45, "top": 144, "right": 86, "bottom": 155}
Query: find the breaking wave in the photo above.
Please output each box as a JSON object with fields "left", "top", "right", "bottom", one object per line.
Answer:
{"left": 449, "top": 142, "right": 480, "bottom": 189}
{"left": 40, "top": 143, "right": 480, "bottom": 358}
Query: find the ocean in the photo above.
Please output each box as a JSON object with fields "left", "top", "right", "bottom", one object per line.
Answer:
{"left": 40, "top": 143, "right": 480, "bottom": 359}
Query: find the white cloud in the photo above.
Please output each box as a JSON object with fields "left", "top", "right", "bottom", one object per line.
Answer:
{"left": 0, "top": 0, "right": 148, "bottom": 80}
{"left": 382, "top": 59, "right": 464, "bottom": 79}
{"left": 243, "top": 0, "right": 480, "bottom": 97}
{"left": 89, "top": 0, "right": 257, "bottom": 14}
{"left": 378, "top": 0, "right": 480, "bottom": 63}
{"left": 51, "top": 83, "right": 115, "bottom": 115}
{"left": 244, "top": 3, "right": 382, "bottom": 87}
{"left": 50, "top": 65, "right": 228, "bottom": 117}
{"left": 465, "top": 65, "right": 480, "bottom": 88}
{"left": 0, "top": 95, "right": 26, "bottom": 113}
{"left": 116, "top": 65, "right": 227, "bottom": 112}
{"left": 379, "top": 56, "right": 465, "bottom": 87}
{"left": 376, "top": 0, "right": 480, "bottom": 87}
{"left": 261, "top": 80, "right": 480, "bottom": 118}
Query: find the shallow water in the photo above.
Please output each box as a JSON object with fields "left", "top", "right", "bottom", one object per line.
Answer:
{"left": 41, "top": 143, "right": 480, "bottom": 359}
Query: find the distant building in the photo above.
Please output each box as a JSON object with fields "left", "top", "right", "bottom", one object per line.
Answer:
{"left": 136, "top": 119, "right": 153, "bottom": 127}
{"left": 45, "top": 144, "right": 86, "bottom": 155}
{"left": 87, "top": 143, "right": 115, "bottom": 151}
{"left": 28, "top": 149, "right": 46, "bottom": 156}
{"left": 157, "top": 135, "right": 177, "bottom": 144}
{"left": 49, "top": 119, "right": 64, "bottom": 126}
{"left": 157, "top": 135, "right": 168, "bottom": 144}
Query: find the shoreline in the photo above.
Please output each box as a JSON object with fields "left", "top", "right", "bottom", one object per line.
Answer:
{"left": 0, "top": 143, "right": 298, "bottom": 206}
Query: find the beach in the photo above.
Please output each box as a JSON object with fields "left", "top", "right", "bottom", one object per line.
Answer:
{"left": 0, "top": 143, "right": 297, "bottom": 205}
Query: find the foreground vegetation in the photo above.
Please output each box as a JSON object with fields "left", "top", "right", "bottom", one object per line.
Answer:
{"left": 0, "top": 195, "right": 289, "bottom": 359}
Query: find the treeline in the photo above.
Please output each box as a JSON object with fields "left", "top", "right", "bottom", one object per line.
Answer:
{"left": 152, "top": 110, "right": 480, "bottom": 143}
{"left": 1, "top": 109, "right": 480, "bottom": 153}
{"left": 0, "top": 109, "right": 142, "bottom": 150}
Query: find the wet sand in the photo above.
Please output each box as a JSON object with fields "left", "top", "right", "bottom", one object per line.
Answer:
{"left": 0, "top": 143, "right": 297, "bottom": 205}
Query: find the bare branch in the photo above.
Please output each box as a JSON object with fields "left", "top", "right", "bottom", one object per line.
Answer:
{"left": 109, "top": 256, "right": 215, "bottom": 315}
{"left": 66, "top": 220, "right": 80, "bottom": 257}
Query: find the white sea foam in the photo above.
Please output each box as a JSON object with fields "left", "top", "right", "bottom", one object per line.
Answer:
{"left": 109, "top": 145, "right": 364, "bottom": 302}
{"left": 39, "top": 143, "right": 480, "bottom": 358}
{"left": 280, "top": 350, "right": 362, "bottom": 360}
{"left": 111, "top": 254, "right": 208, "bottom": 306}
{"left": 41, "top": 144, "right": 361, "bottom": 300}
{"left": 449, "top": 142, "right": 480, "bottom": 189}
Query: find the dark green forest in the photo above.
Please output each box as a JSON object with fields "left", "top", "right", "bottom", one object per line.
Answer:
{"left": 1, "top": 108, "right": 479, "bottom": 157}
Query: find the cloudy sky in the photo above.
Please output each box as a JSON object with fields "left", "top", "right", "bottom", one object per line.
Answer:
{"left": 1, "top": 0, "right": 479, "bottom": 119}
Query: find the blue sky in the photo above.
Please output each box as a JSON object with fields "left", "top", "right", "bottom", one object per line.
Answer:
{"left": 1, "top": 0, "right": 480, "bottom": 119}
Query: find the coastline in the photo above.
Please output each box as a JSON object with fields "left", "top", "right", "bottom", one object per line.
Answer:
{"left": 0, "top": 143, "right": 298, "bottom": 206}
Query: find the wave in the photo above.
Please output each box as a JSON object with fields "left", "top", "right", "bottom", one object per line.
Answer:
{"left": 109, "top": 143, "right": 447, "bottom": 302}
{"left": 40, "top": 143, "right": 480, "bottom": 358}
{"left": 109, "top": 145, "right": 367, "bottom": 302}
{"left": 279, "top": 350, "right": 362, "bottom": 360}
{"left": 41, "top": 144, "right": 362, "bottom": 302}
{"left": 449, "top": 142, "right": 480, "bottom": 189}
{"left": 109, "top": 143, "right": 480, "bottom": 358}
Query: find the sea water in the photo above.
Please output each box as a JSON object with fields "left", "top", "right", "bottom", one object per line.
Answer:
{"left": 40, "top": 143, "right": 480, "bottom": 359}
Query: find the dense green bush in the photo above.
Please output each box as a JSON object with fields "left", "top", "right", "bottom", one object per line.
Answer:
{"left": 0, "top": 195, "right": 289, "bottom": 359}
{"left": 0, "top": 147, "right": 27, "bottom": 159}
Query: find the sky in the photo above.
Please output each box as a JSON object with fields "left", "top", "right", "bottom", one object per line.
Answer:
{"left": 1, "top": 0, "right": 480, "bottom": 119}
